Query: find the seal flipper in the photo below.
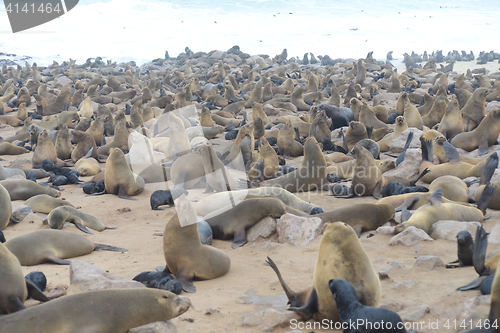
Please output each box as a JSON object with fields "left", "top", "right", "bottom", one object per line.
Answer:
{"left": 232, "top": 228, "right": 247, "bottom": 249}
{"left": 366, "top": 126, "right": 373, "bottom": 140}
{"left": 477, "top": 183, "right": 497, "bottom": 215}
{"left": 45, "top": 254, "right": 70, "bottom": 265}
{"left": 473, "top": 226, "right": 488, "bottom": 276}
{"left": 372, "top": 181, "right": 384, "bottom": 199}
{"left": 478, "top": 140, "right": 489, "bottom": 156}
{"left": 458, "top": 275, "right": 488, "bottom": 291}
{"left": 480, "top": 152, "right": 499, "bottom": 185}
{"left": 117, "top": 185, "right": 138, "bottom": 200}
{"left": 10, "top": 206, "right": 33, "bottom": 223}
{"left": 401, "top": 206, "right": 412, "bottom": 222}
{"left": 396, "top": 131, "right": 414, "bottom": 166}
{"left": 94, "top": 243, "right": 128, "bottom": 252}
{"left": 442, "top": 141, "right": 461, "bottom": 163}
{"left": 289, "top": 287, "right": 318, "bottom": 321}
{"left": 25, "top": 279, "right": 51, "bottom": 302}
{"left": 175, "top": 266, "right": 196, "bottom": 293}
{"left": 409, "top": 167, "right": 430, "bottom": 186}
{"left": 74, "top": 222, "right": 94, "bottom": 234}
{"left": 420, "top": 137, "right": 434, "bottom": 162}
{"left": 429, "top": 187, "right": 443, "bottom": 205}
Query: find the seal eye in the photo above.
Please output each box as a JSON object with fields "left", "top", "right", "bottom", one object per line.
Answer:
{"left": 162, "top": 295, "right": 169, "bottom": 299}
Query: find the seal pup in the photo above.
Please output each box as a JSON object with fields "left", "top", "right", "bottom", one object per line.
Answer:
{"left": 0, "top": 289, "right": 190, "bottom": 333}
{"left": 104, "top": 148, "right": 145, "bottom": 199}
{"left": 163, "top": 195, "right": 230, "bottom": 292}
{"left": 4, "top": 229, "right": 127, "bottom": 266}
{"left": 267, "top": 222, "right": 381, "bottom": 322}
{"left": 447, "top": 230, "right": 474, "bottom": 268}
{"left": 329, "top": 279, "right": 406, "bottom": 333}
{"left": 150, "top": 188, "right": 189, "bottom": 210}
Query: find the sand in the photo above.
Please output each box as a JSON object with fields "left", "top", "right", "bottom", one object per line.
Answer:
{"left": 1, "top": 58, "right": 500, "bottom": 332}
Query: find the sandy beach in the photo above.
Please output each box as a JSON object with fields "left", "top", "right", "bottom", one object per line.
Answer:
{"left": 1, "top": 52, "right": 500, "bottom": 333}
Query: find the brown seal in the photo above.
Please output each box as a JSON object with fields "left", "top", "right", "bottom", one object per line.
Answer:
{"left": 422, "top": 94, "right": 449, "bottom": 129}
{"left": 277, "top": 119, "right": 303, "bottom": 158}
{"left": 85, "top": 114, "right": 108, "bottom": 145}
{"left": 54, "top": 124, "right": 73, "bottom": 160}
{"left": 0, "top": 142, "right": 28, "bottom": 155}
{"left": 71, "top": 130, "right": 99, "bottom": 162}
{"left": 105, "top": 148, "right": 145, "bottom": 199}
{"left": 32, "top": 130, "right": 59, "bottom": 167}
{"left": 163, "top": 195, "right": 230, "bottom": 292}
{"left": 0, "top": 288, "right": 190, "bottom": 332}
{"left": 97, "top": 119, "right": 130, "bottom": 155}
{"left": 0, "top": 179, "right": 60, "bottom": 200}
{"left": 267, "top": 222, "right": 381, "bottom": 322}
{"left": 24, "top": 194, "right": 74, "bottom": 214}
{"left": 261, "top": 137, "right": 327, "bottom": 192}
{"left": 450, "top": 109, "right": 500, "bottom": 155}
{"left": 315, "top": 203, "right": 395, "bottom": 236}
{"left": 437, "top": 98, "right": 463, "bottom": 139}
{"left": 461, "top": 88, "right": 488, "bottom": 130}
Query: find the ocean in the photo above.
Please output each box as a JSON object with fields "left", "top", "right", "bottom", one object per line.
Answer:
{"left": 0, "top": 0, "right": 498, "bottom": 66}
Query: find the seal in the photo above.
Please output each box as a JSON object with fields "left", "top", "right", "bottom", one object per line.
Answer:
{"left": 344, "top": 121, "right": 368, "bottom": 150}
{"left": 446, "top": 230, "right": 474, "bottom": 268}
{"left": 74, "top": 156, "right": 101, "bottom": 177}
{"left": 0, "top": 142, "right": 28, "bottom": 155}
{"left": 24, "top": 194, "right": 74, "bottom": 214}
{"left": 204, "top": 196, "right": 288, "bottom": 248}
{"left": 195, "top": 187, "right": 318, "bottom": 216}
{"left": 4, "top": 229, "right": 127, "bottom": 266}
{"left": 394, "top": 185, "right": 495, "bottom": 234}
{"left": 32, "top": 130, "right": 60, "bottom": 167}
{"left": 133, "top": 271, "right": 182, "bottom": 294}
{"left": 0, "top": 179, "right": 60, "bottom": 200}
{"left": 164, "top": 122, "right": 191, "bottom": 160}
{"left": 97, "top": 119, "right": 130, "bottom": 155}
{"left": 169, "top": 152, "right": 205, "bottom": 189}
{"left": 163, "top": 195, "right": 230, "bottom": 292}
{"left": 46, "top": 206, "right": 114, "bottom": 233}
{"left": 261, "top": 137, "right": 327, "bottom": 192}
{"left": 403, "top": 101, "right": 423, "bottom": 130}
{"left": 451, "top": 109, "right": 500, "bottom": 155}
{"left": 351, "top": 144, "right": 387, "bottom": 197}
{"left": 328, "top": 279, "right": 406, "bottom": 333}
{"left": 54, "top": 124, "right": 73, "bottom": 160}
{"left": 150, "top": 188, "right": 189, "bottom": 210}
{"left": 248, "top": 136, "right": 279, "bottom": 185}
{"left": 461, "top": 87, "right": 488, "bottom": 130}
{"left": 422, "top": 94, "right": 449, "bottom": 129}
{"left": 315, "top": 203, "right": 395, "bottom": 236}
{"left": 359, "top": 105, "right": 388, "bottom": 129}
{"left": 105, "top": 148, "right": 145, "bottom": 199}
{"left": 71, "top": 130, "right": 100, "bottom": 163}
{"left": 277, "top": 119, "right": 303, "bottom": 158}
{"left": 437, "top": 98, "right": 463, "bottom": 139}
{"left": 428, "top": 175, "right": 469, "bottom": 203}
{"left": 85, "top": 114, "right": 108, "bottom": 146}
{"left": 267, "top": 222, "right": 381, "bottom": 322}
{"left": 196, "top": 145, "right": 238, "bottom": 192}
{"left": 0, "top": 288, "right": 190, "bottom": 333}
{"left": 0, "top": 242, "right": 50, "bottom": 314}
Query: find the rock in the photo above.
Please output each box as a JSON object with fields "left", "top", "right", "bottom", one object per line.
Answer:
{"left": 453, "top": 295, "right": 491, "bottom": 324}
{"left": 209, "top": 50, "right": 226, "bottom": 60}
{"left": 378, "top": 261, "right": 405, "bottom": 278}
{"left": 392, "top": 280, "right": 417, "bottom": 290}
{"left": 376, "top": 225, "right": 395, "bottom": 235}
{"left": 389, "top": 128, "right": 425, "bottom": 153}
{"left": 399, "top": 305, "right": 430, "bottom": 322}
{"left": 389, "top": 226, "right": 434, "bottom": 246}
{"left": 413, "top": 255, "right": 445, "bottom": 269}
{"left": 128, "top": 321, "right": 178, "bottom": 333}
{"left": 247, "top": 216, "right": 277, "bottom": 242}
{"left": 69, "top": 260, "right": 145, "bottom": 291}
{"left": 486, "top": 101, "right": 500, "bottom": 113}
{"left": 241, "top": 308, "right": 301, "bottom": 332}
{"left": 55, "top": 75, "right": 72, "bottom": 86}
{"left": 373, "top": 92, "right": 400, "bottom": 104}
{"left": 488, "top": 223, "right": 500, "bottom": 244}
{"left": 382, "top": 148, "right": 421, "bottom": 180}
{"left": 429, "top": 221, "right": 482, "bottom": 241}
{"left": 47, "top": 284, "right": 67, "bottom": 299}
{"left": 467, "top": 169, "right": 500, "bottom": 198}
{"left": 277, "top": 214, "right": 323, "bottom": 246}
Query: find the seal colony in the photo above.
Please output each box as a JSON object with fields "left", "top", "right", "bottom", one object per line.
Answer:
{"left": 0, "top": 46, "right": 500, "bottom": 331}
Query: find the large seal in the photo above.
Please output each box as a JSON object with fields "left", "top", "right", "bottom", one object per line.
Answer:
{"left": 267, "top": 222, "right": 381, "bottom": 322}
{"left": 0, "top": 242, "right": 50, "bottom": 314}
{"left": 315, "top": 203, "right": 395, "bottom": 236}
{"left": 277, "top": 119, "right": 303, "bottom": 158}
{"left": 451, "top": 109, "right": 500, "bottom": 155}
{"left": 24, "top": 194, "right": 74, "bottom": 214}
{"left": 4, "top": 229, "right": 127, "bottom": 266}
{"left": 394, "top": 186, "right": 495, "bottom": 234}
{"left": 196, "top": 145, "right": 237, "bottom": 192}
{"left": 204, "top": 196, "right": 288, "bottom": 248}
{"left": 261, "top": 137, "right": 327, "bottom": 192}
{"left": 105, "top": 148, "right": 145, "bottom": 199}
{"left": 0, "top": 289, "right": 190, "bottom": 333}
{"left": 54, "top": 124, "right": 73, "bottom": 160}
{"left": 0, "top": 179, "right": 60, "bottom": 200}
{"left": 163, "top": 195, "right": 230, "bottom": 292}
{"left": 461, "top": 87, "right": 488, "bottom": 130}
{"left": 437, "top": 98, "right": 463, "bottom": 139}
